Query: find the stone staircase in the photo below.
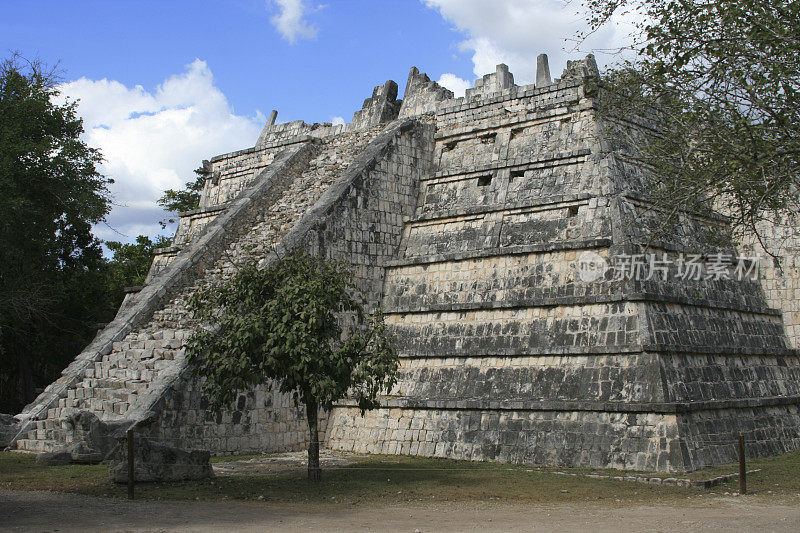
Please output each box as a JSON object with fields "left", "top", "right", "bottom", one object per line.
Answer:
{"left": 13, "top": 123, "right": 387, "bottom": 454}
{"left": 14, "top": 329, "right": 190, "bottom": 452}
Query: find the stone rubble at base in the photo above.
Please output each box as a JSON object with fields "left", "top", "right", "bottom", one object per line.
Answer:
{"left": 9, "top": 54, "right": 800, "bottom": 473}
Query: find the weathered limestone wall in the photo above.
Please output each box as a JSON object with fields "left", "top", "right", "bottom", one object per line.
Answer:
{"left": 329, "top": 407, "right": 681, "bottom": 471}
{"left": 398, "top": 67, "right": 453, "bottom": 118}
{"left": 736, "top": 214, "right": 800, "bottom": 349}
{"left": 325, "top": 58, "right": 800, "bottom": 472}
{"left": 146, "top": 378, "right": 310, "bottom": 454}
{"left": 387, "top": 352, "right": 662, "bottom": 402}
{"left": 677, "top": 404, "right": 800, "bottom": 469}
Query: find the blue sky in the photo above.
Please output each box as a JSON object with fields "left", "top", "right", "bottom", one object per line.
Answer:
{"left": 0, "top": 0, "right": 632, "bottom": 245}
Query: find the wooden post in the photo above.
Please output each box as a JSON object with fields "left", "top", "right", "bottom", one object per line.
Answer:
{"left": 127, "top": 428, "right": 135, "bottom": 500}
{"left": 738, "top": 435, "right": 746, "bottom": 495}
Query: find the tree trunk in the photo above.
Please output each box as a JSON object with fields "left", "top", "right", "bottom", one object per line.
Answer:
{"left": 306, "top": 400, "right": 321, "bottom": 482}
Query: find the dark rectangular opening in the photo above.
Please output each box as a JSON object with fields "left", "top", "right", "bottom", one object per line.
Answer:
{"left": 509, "top": 169, "right": 526, "bottom": 182}
{"left": 479, "top": 132, "right": 497, "bottom": 144}
{"left": 477, "top": 175, "right": 492, "bottom": 187}
{"left": 442, "top": 140, "right": 458, "bottom": 152}
{"left": 567, "top": 205, "right": 580, "bottom": 217}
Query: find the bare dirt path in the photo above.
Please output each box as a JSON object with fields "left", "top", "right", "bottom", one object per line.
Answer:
{"left": 1, "top": 489, "right": 799, "bottom": 532}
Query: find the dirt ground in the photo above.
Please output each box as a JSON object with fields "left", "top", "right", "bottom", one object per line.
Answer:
{"left": 1, "top": 488, "right": 799, "bottom": 532}
{"left": 212, "top": 449, "right": 363, "bottom": 476}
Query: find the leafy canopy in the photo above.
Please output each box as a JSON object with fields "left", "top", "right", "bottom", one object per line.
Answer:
{"left": 156, "top": 163, "right": 209, "bottom": 227}
{"left": 105, "top": 235, "right": 171, "bottom": 302}
{"left": 0, "top": 54, "right": 112, "bottom": 411}
{"left": 586, "top": 0, "right": 800, "bottom": 240}
{"left": 0, "top": 55, "right": 110, "bottom": 273}
{"left": 185, "top": 251, "right": 399, "bottom": 413}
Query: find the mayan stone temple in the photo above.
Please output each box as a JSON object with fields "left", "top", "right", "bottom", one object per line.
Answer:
{"left": 9, "top": 54, "right": 800, "bottom": 472}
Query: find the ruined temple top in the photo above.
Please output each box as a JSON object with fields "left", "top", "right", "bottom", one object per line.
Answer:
{"left": 255, "top": 53, "right": 600, "bottom": 148}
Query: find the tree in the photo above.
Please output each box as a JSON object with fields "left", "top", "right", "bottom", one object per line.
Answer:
{"left": 105, "top": 235, "right": 172, "bottom": 306}
{"left": 584, "top": 0, "right": 800, "bottom": 245}
{"left": 0, "top": 54, "right": 113, "bottom": 412}
{"left": 157, "top": 162, "right": 209, "bottom": 227}
{"left": 185, "top": 251, "right": 399, "bottom": 481}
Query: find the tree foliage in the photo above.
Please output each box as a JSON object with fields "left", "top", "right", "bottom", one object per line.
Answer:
{"left": 105, "top": 235, "right": 171, "bottom": 304}
{"left": 586, "top": 0, "right": 800, "bottom": 243}
{"left": 0, "top": 55, "right": 113, "bottom": 412}
{"left": 185, "top": 251, "right": 398, "bottom": 480}
{"left": 156, "top": 163, "right": 208, "bottom": 227}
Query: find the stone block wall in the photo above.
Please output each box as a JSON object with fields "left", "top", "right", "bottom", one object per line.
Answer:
{"left": 146, "top": 376, "right": 311, "bottom": 455}
{"left": 677, "top": 404, "right": 800, "bottom": 470}
{"left": 387, "top": 352, "right": 664, "bottom": 403}
{"left": 398, "top": 67, "right": 453, "bottom": 118}
{"left": 736, "top": 213, "right": 800, "bottom": 349}
{"left": 328, "top": 406, "right": 682, "bottom": 471}
{"left": 325, "top": 58, "right": 800, "bottom": 473}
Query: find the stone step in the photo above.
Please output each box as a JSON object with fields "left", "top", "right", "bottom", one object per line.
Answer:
{"left": 52, "top": 392, "right": 132, "bottom": 418}
{"left": 92, "top": 387, "right": 136, "bottom": 403}
{"left": 45, "top": 406, "right": 81, "bottom": 420}
{"left": 64, "top": 382, "right": 141, "bottom": 402}
{"left": 95, "top": 376, "right": 151, "bottom": 391}
{"left": 100, "top": 388, "right": 137, "bottom": 402}
{"left": 87, "top": 351, "right": 182, "bottom": 379}
{"left": 84, "top": 396, "right": 129, "bottom": 415}
{"left": 21, "top": 425, "right": 69, "bottom": 444}
{"left": 107, "top": 346, "right": 184, "bottom": 363}
{"left": 15, "top": 438, "right": 59, "bottom": 453}
{"left": 110, "top": 332, "right": 189, "bottom": 353}
{"left": 102, "top": 371, "right": 155, "bottom": 387}
{"left": 32, "top": 418, "right": 72, "bottom": 431}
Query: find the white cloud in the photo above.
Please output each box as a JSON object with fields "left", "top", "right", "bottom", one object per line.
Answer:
{"left": 330, "top": 116, "right": 346, "bottom": 125}
{"left": 423, "top": 0, "right": 637, "bottom": 85}
{"left": 269, "top": 0, "right": 318, "bottom": 44}
{"left": 437, "top": 73, "right": 472, "bottom": 97}
{"left": 56, "top": 59, "right": 263, "bottom": 244}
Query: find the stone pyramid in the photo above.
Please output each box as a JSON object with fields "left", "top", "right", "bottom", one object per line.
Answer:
{"left": 11, "top": 55, "right": 800, "bottom": 472}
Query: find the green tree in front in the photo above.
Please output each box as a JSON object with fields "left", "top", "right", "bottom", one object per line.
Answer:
{"left": 584, "top": 0, "right": 800, "bottom": 245}
{"left": 185, "top": 251, "right": 399, "bottom": 481}
{"left": 0, "top": 55, "right": 113, "bottom": 412}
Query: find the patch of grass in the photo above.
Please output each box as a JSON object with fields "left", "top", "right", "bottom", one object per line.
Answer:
{"left": 3, "top": 450, "right": 800, "bottom": 507}
{"left": 699, "top": 450, "right": 800, "bottom": 494}
{"left": 0, "top": 451, "right": 690, "bottom": 506}
{"left": 0, "top": 452, "right": 108, "bottom": 493}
